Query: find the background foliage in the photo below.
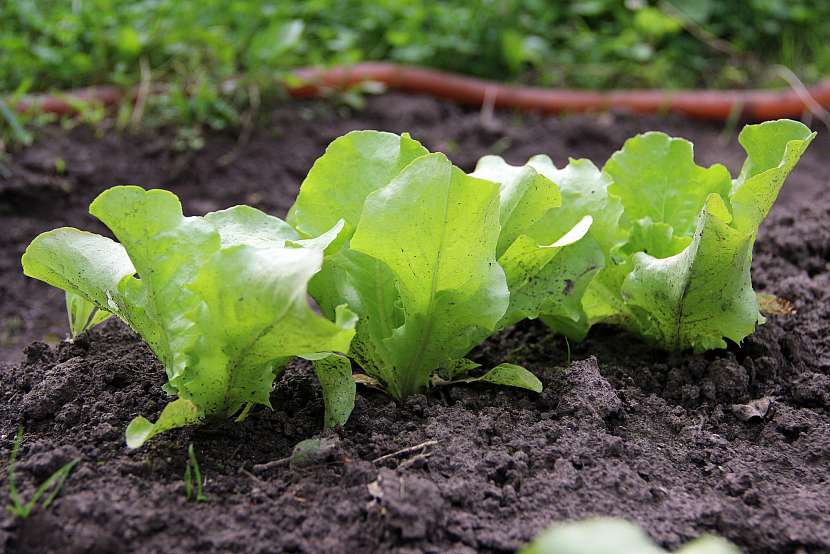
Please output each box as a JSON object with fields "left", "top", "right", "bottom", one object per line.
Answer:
{"left": 2, "top": 0, "right": 828, "bottom": 137}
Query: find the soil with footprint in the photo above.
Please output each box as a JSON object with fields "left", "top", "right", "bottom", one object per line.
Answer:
{"left": 1, "top": 94, "right": 829, "bottom": 553}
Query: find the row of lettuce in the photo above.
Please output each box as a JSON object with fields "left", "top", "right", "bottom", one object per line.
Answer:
{"left": 21, "top": 119, "right": 814, "bottom": 447}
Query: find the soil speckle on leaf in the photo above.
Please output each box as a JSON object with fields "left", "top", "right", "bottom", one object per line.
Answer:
{"left": 2, "top": 94, "right": 830, "bottom": 553}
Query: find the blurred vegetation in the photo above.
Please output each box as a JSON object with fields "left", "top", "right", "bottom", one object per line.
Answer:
{"left": 2, "top": 0, "right": 829, "bottom": 144}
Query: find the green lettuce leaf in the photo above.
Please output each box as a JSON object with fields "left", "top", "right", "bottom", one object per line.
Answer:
{"left": 307, "top": 352, "right": 356, "bottom": 428}
{"left": 125, "top": 398, "right": 202, "bottom": 449}
{"left": 22, "top": 227, "right": 136, "bottom": 316}
{"left": 287, "top": 130, "right": 429, "bottom": 241}
{"left": 348, "top": 153, "right": 509, "bottom": 398}
{"left": 527, "top": 156, "right": 626, "bottom": 255}
{"left": 183, "top": 243, "right": 356, "bottom": 417}
{"left": 23, "top": 186, "right": 356, "bottom": 446}
{"left": 66, "top": 290, "right": 113, "bottom": 338}
{"left": 622, "top": 194, "right": 757, "bottom": 351}
{"left": 730, "top": 119, "right": 816, "bottom": 233}
{"left": 604, "top": 131, "right": 733, "bottom": 238}
{"left": 519, "top": 518, "right": 739, "bottom": 554}
{"left": 89, "top": 186, "right": 219, "bottom": 387}
{"left": 471, "top": 156, "right": 603, "bottom": 328}
{"left": 205, "top": 204, "right": 299, "bottom": 248}
{"left": 527, "top": 156, "right": 629, "bottom": 338}
{"left": 453, "top": 363, "right": 543, "bottom": 393}
{"left": 500, "top": 120, "right": 814, "bottom": 350}
{"left": 471, "top": 155, "right": 562, "bottom": 257}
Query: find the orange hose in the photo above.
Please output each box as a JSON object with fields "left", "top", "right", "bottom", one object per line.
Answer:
{"left": 289, "top": 63, "right": 830, "bottom": 120}
{"left": 14, "top": 86, "right": 123, "bottom": 116}
{"left": 13, "top": 62, "right": 830, "bottom": 121}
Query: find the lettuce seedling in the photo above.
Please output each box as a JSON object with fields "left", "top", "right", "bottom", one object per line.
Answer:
{"left": 520, "top": 518, "right": 739, "bottom": 554}
{"left": 492, "top": 119, "right": 814, "bottom": 351}
{"left": 22, "top": 186, "right": 356, "bottom": 446}
{"left": 289, "top": 131, "right": 542, "bottom": 400}
{"left": 66, "top": 290, "right": 113, "bottom": 338}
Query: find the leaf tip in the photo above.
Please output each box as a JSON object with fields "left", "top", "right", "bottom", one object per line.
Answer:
{"left": 125, "top": 416, "right": 154, "bottom": 449}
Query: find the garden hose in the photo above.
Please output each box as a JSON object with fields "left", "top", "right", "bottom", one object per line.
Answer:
{"left": 13, "top": 62, "right": 830, "bottom": 122}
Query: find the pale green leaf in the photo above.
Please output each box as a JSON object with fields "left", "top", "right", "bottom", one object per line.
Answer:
{"left": 22, "top": 227, "right": 136, "bottom": 315}
{"left": 24, "top": 186, "right": 358, "bottom": 447}
{"left": 312, "top": 352, "right": 356, "bottom": 428}
{"left": 622, "top": 218, "right": 692, "bottom": 259}
{"left": 472, "top": 155, "right": 604, "bottom": 329}
{"left": 184, "top": 245, "right": 357, "bottom": 416}
{"left": 309, "top": 248, "right": 401, "bottom": 385}
{"left": 288, "top": 219, "right": 346, "bottom": 253}
{"left": 126, "top": 398, "right": 202, "bottom": 449}
{"left": 549, "top": 250, "right": 634, "bottom": 340}
{"left": 89, "top": 186, "right": 219, "bottom": 381}
{"left": 462, "top": 363, "right": 542, "bottom": 393}
{"left": 520, "top": 518, "right": 664, "bottom": 554}
{"left": 604, "top": 132, "right": 732, "bottom": 237}
{"left": 288, "top": 130, "right": 429, "bottom": 240}
{"left": 678, "top": 536, "right": 741, "bottom": 554}
{"left": 731, "top": 119, "right": 816, "bottom": 233}
{"left": 615, "top": 121, "right": 814, "bottom": 351}
{"left": 205, "top": 205, "right": 299, "bottom": 249}
{"left": 471, "top": 155, "right": 561, "bottom": 256}
{"left": 348, "top": 153, "right": 508, "bottom": 398}
{"left": 541, "top": 121, "right": 813, "bottom": 349}
{"left": 439, "top": 358, "right": 481, "bottom": 380}
{"left": 735, "top": 118, "right": 815, "bottom": 182}
{"left": 66, "top": 291, "right": 113, "bottom": 338}
{"left": 498, "top": 217, "right": 602, "bottom": 327}
{"left": 622, "top": 194, "right": 757, "bottom": 351}
{"left": 527, "top": 155, "right": 625, "bottom": 254}
{"left": 525, "top": 156, "right": 629, "bottom": 336}
{"left": 519, "top": 518, "right": 737, "bottom": 554}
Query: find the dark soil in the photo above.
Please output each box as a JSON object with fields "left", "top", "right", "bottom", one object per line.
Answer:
{"left": 1, "top": 94, "right": 829, "bottom": 554}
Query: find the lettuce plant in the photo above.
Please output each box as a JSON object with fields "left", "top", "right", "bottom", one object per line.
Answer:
{"left": 22, "top": 186, "right": 356, "bottom": 447}
{"left": 600, "top": 119, "right": 813, "bottom": 351}
{"left": 289, "top": 131, "right": 543, "bottom": 400}
{"left": 482, "top": 119, "right": 815, "bottom": 351}
{"left": 471, "top": 156, "right": 605, "bottom": 330}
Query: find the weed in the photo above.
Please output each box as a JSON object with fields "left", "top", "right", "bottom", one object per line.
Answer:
{"left": 183, "top": 443, "right": 207, "bottom": 503}
{"left": 6, "top": 427, "right": 80, "bottom": 519}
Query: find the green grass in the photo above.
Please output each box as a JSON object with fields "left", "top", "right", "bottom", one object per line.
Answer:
{"left": 183, "top": 443, "right": 208, "bottom": 502}
{"left": 2, "top": 0, "right": 829, "bottom": 143}
{"left": 6, "top": 427, "right": 80, "bottom": 519}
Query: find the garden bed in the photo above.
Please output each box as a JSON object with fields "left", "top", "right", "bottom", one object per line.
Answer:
{"left": 1, "top": 94, "right": 829, "bottom": 553}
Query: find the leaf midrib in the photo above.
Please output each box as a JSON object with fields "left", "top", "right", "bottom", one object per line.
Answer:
{"left": 397, "top": 163, "right": 453, "bottom": 397}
